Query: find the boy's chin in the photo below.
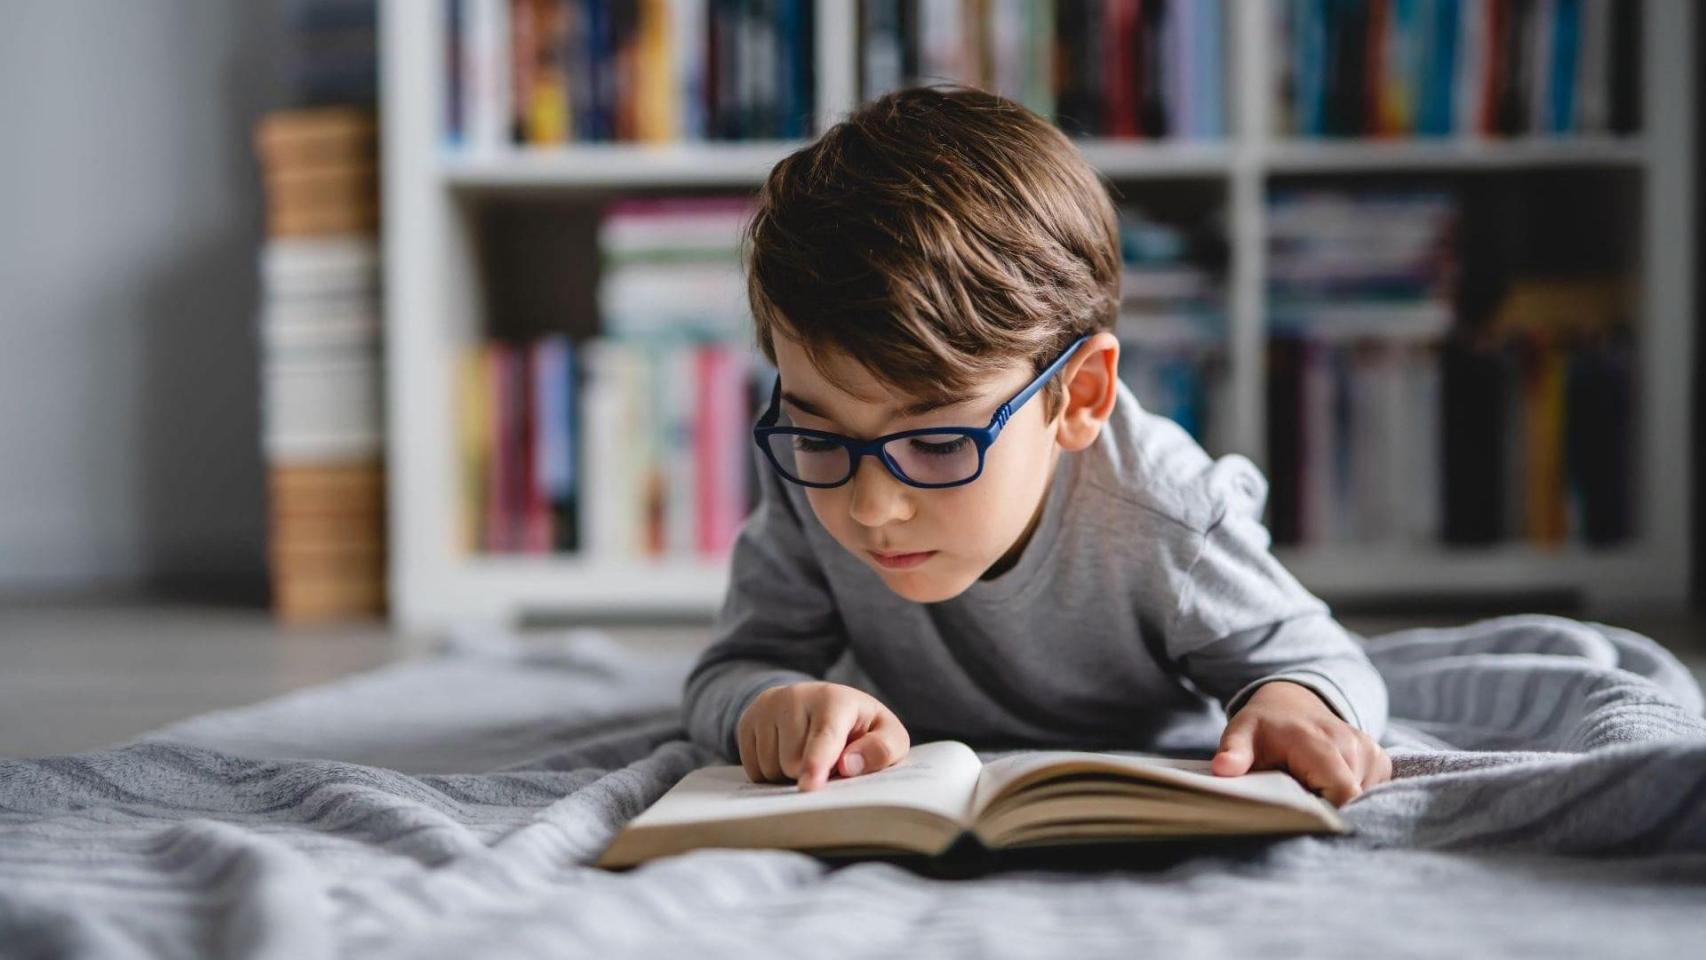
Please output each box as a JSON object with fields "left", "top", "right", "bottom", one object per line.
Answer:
{"left": 872, "top": 565, "right": 977, "bottom": 604}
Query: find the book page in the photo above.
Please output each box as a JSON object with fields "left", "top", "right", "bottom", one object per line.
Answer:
{"left": 971, "top": 750, "right": 1338, "bottom": 822}
{"left": 625, "top": 740, "right": 986, "bottom": 830}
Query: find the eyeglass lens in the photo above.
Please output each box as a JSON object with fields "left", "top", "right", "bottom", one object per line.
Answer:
{"left": 762, "top": 432, "right": 981, "bottom": 487}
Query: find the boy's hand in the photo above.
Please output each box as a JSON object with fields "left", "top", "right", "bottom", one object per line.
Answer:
{"left": 1210, "top": 680, "right": 1391, "bottom": 805}
{"left": 736, "top": 681, "right": 910, "bottom": 792}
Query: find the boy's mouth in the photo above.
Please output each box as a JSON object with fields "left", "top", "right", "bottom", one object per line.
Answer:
{"left": 868, "top": 550, "right": 936, "bottom": 570}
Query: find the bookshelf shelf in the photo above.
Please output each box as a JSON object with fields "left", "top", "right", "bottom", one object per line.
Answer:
{"left": 1277, "top": 544, "right": 1657, "bottom": 601}
{"left": 1071, "top": 140, "right": 1236, "bottom": 177}
{"left": 440, "top": 135, "right": 1650, "bottom": 192}
{"left": 449, "top": 557, "right": 730, "bottom": 619}
{"left": 442, "top": 141, "right": 814, "bottom": 189}
{"left": 1259, "top": 136, "right": 1651, "bottom": 173}
{"left": 442, "top": 138, "right": 1237, "bottom": 191}
{"left": 383, "top": 1, "right": 1696, "bottom": 634}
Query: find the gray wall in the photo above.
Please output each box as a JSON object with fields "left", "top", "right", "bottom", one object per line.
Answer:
{"left": 0, "top": 2, "right": 285, "bottom": 597}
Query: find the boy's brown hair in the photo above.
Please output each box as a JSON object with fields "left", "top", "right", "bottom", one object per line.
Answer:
{"left": 743, "top": 85, "right": 1121, "bottom": 417}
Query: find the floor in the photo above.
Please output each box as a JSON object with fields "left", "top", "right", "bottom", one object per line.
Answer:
{"left": 1, "top": 595, "right": 1702, "bottom": 758}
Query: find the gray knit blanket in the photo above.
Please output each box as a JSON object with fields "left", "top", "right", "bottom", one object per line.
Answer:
{"left": 2, "top": 614, "right": 1704, "bottom": 959}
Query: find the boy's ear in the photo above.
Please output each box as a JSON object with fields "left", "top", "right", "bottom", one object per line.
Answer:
{"left": 1055, "top": 332, "right": 1120, "bottom": 452}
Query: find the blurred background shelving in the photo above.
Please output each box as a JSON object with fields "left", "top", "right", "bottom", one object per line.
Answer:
{"left": 381, "top": 0, "right": 1694, "bottom": 631}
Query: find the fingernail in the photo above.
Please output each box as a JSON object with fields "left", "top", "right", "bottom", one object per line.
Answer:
{"left": 843, "top": 754, "right": 865, "bottom": 776}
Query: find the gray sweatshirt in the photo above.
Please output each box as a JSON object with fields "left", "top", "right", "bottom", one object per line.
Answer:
{"left": 684, "top": 381, "right": 1389, "bottom": 761}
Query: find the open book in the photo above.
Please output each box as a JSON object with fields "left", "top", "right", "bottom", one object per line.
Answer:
{"left": 597, "top": 741, "right": 1346, "bottom": 869}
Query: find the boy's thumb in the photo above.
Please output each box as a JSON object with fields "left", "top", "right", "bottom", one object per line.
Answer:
{"left": 839, "top": 724, "right": 907, "bottom": 778}
{"left": 1212, "top": 724, "right": 1255, "bottom": 777}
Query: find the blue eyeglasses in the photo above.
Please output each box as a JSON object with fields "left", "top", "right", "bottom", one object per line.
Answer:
{"left": 752, "top": 334, "right": 1091, "bottom": 490}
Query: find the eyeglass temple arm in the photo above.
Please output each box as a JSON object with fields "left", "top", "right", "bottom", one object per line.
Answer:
{"left": 988, "top": 334, "right": 1091, "bottom": 432}
{"left": 757, "top": 377, "right": 782, "bottom": 427}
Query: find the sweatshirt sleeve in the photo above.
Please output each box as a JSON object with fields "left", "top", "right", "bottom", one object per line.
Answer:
{"left": 1163, "top": 457, "right": 1389, "bottom": 739}
{"left": 683, "top": 458, "right": 850, "bottom": 761}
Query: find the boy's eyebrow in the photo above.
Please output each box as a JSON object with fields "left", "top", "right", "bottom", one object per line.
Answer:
{"left": 781, "top": 390, "right": 963, "bottom": 422}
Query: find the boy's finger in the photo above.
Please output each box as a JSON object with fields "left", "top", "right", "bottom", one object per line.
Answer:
{"left": 776, "top": 710, "right": 810, "bottom": 780}
{"left": 839, "top": 710, "right": 909, "bottom": 777}
{"left": 1293, "top": 739, "right": 1359, "bottom": 805}
{"left": 796, "top": 706, "right": 856, "bottom": 791}
{"left": 755, "top": 720, "right": 783, "bottom": 782}
{"left": 738, "top": 723, "right": 763, "bottom": 784}
{"left": 1362, "top": 740, "right": 1393, "bottom": 789}
{"left": 1211, "top": 718, "right": 1257, "bottom": 777}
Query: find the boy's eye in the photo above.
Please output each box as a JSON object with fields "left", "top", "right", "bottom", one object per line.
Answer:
{"left": 792, "top": 436, "right": 841, "bottom": 453}
{"left": 906, "top": 436, "right": 971, "bottom": 457}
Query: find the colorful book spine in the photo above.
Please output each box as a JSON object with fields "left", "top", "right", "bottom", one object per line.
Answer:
{"left": 463, "top": 0, "right": 512, "bottom": 153}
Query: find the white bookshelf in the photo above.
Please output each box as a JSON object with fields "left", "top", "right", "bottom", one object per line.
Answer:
{"left": 381, "top": 1, "right": 1695, "bottom": 633}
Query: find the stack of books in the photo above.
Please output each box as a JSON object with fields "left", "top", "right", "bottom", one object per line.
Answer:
{"left": 1274, "top": 0, "right": 1642, "bottom": 139}
{"left": 862, "top": 0, "right": 1227, "bottom": 140}
{"left": 457, "top": 196, "right": 764, "bottom": 561}
{"left": 253, "top": 107, "right": 386, "bottom": 622}
{"left": 1264, "top": 190, "right": 1458, "bottom": 546}
{"left": 1114, "top": 205, "right": 1227, "bottom": 451}
{"left": 446, "top": 0, "right": 817, "bottom": 151}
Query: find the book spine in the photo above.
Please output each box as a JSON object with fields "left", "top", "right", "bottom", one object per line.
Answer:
{"left": 484, "top": 343, "right": 510, "bottom": 551}
{"left": 1574, "top": 0, "right": 1611, "bottom": 133}
{"left": 532, "top": 336, "right": 571, "bottom": 553}
{"left": 526, "top": 0, "right": 570, "bottom": 144}
{"left": 694, "top": 345, "right": 719, "bottom": 556}
{"left": 1023, "top": 0, "right": 1054, "bottom": 120}
{"left": 456, "top": 346, "right": 488, "bottom": 553}
{"left": 664, "top": 343, "right": 699, "bottom": 557}
{"left": 445, "top": 0, "right": 465, "bottom": 146}
{"left": 1101, "top": 0, "right": 1137, "bottom": 138}
{"left": 509, "top": 0, "right": 535, "bottom": 144}
{"left": 1547, "top": 0, "right": 1580, "bottom": 134}
{"left": 465, "top": 0, "right": 513, "bottom": 153}
{"left": 1197, "top": 0, "right": 1226, "bottom": 139}
{"left": 1606, "top": 0, "right": 1639, "bottom": 134}
{"left": 577, "top": 340, "right": 615, "bottom": 558}
{"left": 1527, "top": 0, "right": 1556, "bottom": 136}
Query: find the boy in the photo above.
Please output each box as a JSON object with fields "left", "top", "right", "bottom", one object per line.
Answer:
{"left": 684, "top": 87, "right": 1391, "bottom": 806}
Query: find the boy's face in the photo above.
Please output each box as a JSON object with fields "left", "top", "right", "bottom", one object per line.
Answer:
{"left": 770, "top": 334, "right": 1065, "bottom": 604}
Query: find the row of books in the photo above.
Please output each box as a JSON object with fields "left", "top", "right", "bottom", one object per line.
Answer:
{"left": 862, "top": 0, "right": 1227, "bottom": 139}
{"left": 1440, "top": 332, "right": 1633, "bottom": 547}
{"left": 252, "top": 107, "right": 388, "bottom": 622}
{"left": 1266, "top": 334, "right": 1636, "bottom": 550}
{"left": 462, "top": 325, "right": 1631, "bottom": 558}
{"left": 1266, "top": 276, "right": 1636, "bottom": 550}
{"left": 1444, "top": 277, "right": 1634, "bottom": 545}
{"left": 458, "top": 335, "right": 766, "bottom": 559}
{"left": 1267, "top": 337, "right": 1443, "bottom": 546}
{"left": 446, "top": 0, "right": 816, "bottom": 150}
{"left": 1275, "top": 0, "right": 1643, "bottom": 139}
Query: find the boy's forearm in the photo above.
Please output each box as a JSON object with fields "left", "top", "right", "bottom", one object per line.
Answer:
{"left": 1183, "top": 613, "right": 1390, "bottom": 738}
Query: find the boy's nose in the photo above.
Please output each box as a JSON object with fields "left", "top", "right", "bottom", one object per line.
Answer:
{"left": 847, "top": 455, "right": 914, "bottom": 528}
